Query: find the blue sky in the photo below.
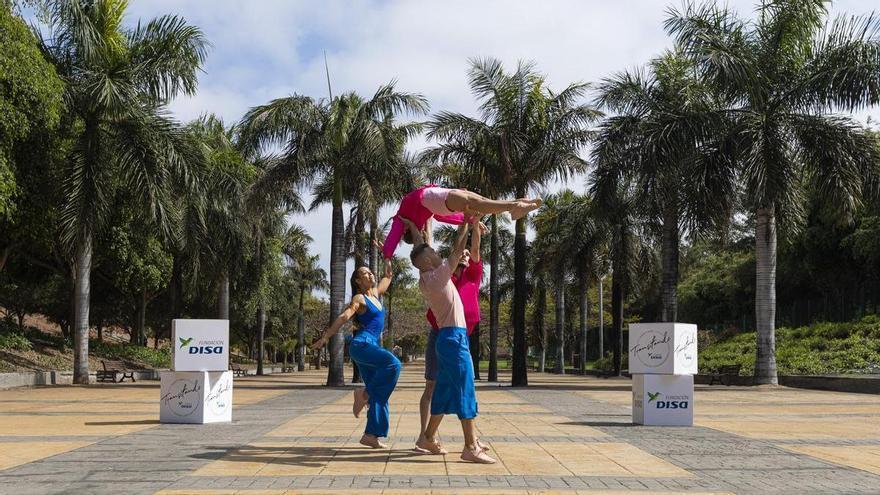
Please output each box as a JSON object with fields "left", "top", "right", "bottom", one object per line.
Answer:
{"left": 115, "top": 0, "right": 880, "bottom": 284}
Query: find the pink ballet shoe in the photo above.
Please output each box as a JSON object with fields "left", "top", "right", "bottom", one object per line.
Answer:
{"left": 415, "top": 437, "right": 448, "bottom": 455}
{"left": 461, "top": 445, "right": 496, "bottom": 464}
{"left": 476, "top": 438, "right": 490, "bottom": 452}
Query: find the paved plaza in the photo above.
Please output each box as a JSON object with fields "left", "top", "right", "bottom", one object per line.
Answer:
{"left": 0, "top": 363, "right": 879, "bottom": 494}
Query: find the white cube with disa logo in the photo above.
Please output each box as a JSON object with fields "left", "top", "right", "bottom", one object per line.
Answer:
{"left": 628, "top": 322, "right": 697, "bottom": 375}
{"left": 159, "top": 370, "right": 233, "bottom": 424}
{"left": 172, "top": 319, "right": 229, "bottom": 372}
{"left": 632, "top": 373, "right": 693, "bottom": 426}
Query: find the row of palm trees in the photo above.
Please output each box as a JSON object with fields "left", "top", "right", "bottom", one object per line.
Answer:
{"left": 21, "top": 0, "right": 880, "bottom": 386}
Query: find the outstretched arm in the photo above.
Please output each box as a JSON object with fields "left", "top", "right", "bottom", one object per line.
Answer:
{"left": 376, "top": 255, "right": 394, "bottom": 296}
{"left": 448, "top": 222, "right": 470, "bottom": 268}
{"left": 310, "top": 296, "right": 363, "bottom": 350}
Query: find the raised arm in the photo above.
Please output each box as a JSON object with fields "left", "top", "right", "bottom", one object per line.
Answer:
{"left": 423, "top": 216, "right": 433, "bottom": 247}
{"left": 376, "top": 257, "right": 394, "bottom": 296}
{"left": 310, "top": 296, "right": 363, "bottom": 350}
{"left": 470, "top": 220, "right": 486, "bottom": 263}
{"left": 447, "top": 222, "right": 470, "bottom": 268}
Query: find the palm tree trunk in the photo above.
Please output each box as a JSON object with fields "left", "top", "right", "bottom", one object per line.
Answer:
{"left": 611, "top": 226, "right": 627, "bottom": 376}
{"left": 512, "top": 214, "right": 528, "bottom": 386}
{"left": 136, "top": 289, "right": 147, "bottom": 347}
{"left": 297, "top": 286, "right": 306, "bottom": 372}
{"left": 257, "top": 300, "right": 266, "bottom": 376}
{"left": 369, "top": 213, "right": 378, "bottom": 276}
{"left": 534, "top": 279, "right": 546, "bottom": 373}
{"left": 488, "top": 214, "right": 499, "bottom": 382}
{"left": 598, "top": 275, "right": 604, "bottom": 359}
{"left": 754, "top": 206, "right": 778, "bottom": 384}
{"left": 555, "top": 271, "right": 565, "bottom": 375}
{"left": 661, "top": 204, "right": 679, "bottom": 322}
{"left": 327, "top": 178, "right": 346, "bottom": 386}
{"left": 579, "top": 271, "right": 588, "bottom": 374}
{"left": 354, "top": 208, "right": 366, "bottom": 268}
{"left": 217, "top": 270, "right": 230, "bottom": 320}
{"left": 72, "top": 232, "right": 92, "bottom": 385}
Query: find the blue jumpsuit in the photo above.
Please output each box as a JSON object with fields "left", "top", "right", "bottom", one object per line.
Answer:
{"left": 350, "top": 296, "right": 402, "bottom": 438}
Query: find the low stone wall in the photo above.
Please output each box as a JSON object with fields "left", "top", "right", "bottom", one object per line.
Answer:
{"left": 694, "top": 373, "right": 880, "bottom": 394}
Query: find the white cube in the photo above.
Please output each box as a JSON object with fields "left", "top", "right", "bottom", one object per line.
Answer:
{"left": 628, "top": 322, "right": 697, "bottom": 375}
{"left": 632, "top": 374, "right": 693, "bottom": 426}
{"left": 160, "top": 371, "right": 233, "bottom": 424}
{"left": 172, "top": 319, "right": 229, "bottom": 372}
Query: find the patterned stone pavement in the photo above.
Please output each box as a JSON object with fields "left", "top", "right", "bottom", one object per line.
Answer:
{"left": 1, "top": 363, "right": 879, "bottom": 494}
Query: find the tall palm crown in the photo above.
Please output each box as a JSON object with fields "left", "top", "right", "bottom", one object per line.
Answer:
{"left": 594, "top": 50, "right": 734, "bottom": 323}
{"left": 237, "top": 82, "right": 427, "bottom": 386}
{"left": 35, "top": 0, "right": 208, "bottom": 383}
{"left": 666, "top": 0, "right": 880, "bottom": 383}
{"left": 426, "top": 57, "right": 599, "bottom": 386}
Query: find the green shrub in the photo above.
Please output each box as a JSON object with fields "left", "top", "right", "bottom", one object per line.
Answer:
{"left": 700, "top": 316, "right": 880, "bottom": 375}
{"left": 0, "top": 330, "right": 32, "bottom": 351}
{"left": 90, "top": 340, "right": 171, "bottom": 368}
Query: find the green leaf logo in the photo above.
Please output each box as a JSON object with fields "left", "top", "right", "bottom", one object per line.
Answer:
{"left": 178, "top": 337, "right": 193, "bottom": 349}
{"left": 648, "top": 391, "right": 661, "bottom": 403}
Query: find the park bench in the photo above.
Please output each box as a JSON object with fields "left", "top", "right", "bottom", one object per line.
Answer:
{"left": 97, "top": 360, "right": 135, "bottom": 383}
{"left": 230, "top": 363, "right": 248, "bottom": 377}
{"left": 708, "top": 364, "right": 742, "bottom": 386}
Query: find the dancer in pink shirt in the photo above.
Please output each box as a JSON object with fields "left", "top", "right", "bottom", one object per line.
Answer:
{"left": 382, "top": 185, "right": 541, "bottom": 260}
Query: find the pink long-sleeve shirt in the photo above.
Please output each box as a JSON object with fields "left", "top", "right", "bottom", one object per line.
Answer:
{"left": 426, "top": 259, "right": 483, "bottom": 334}
{"left": 382, "top": 185, "right": 465, "bottom": 259}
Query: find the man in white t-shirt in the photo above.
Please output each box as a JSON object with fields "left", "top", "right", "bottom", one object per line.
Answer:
{"left": 400, "top": 216, "right": 495, "bottom": 464}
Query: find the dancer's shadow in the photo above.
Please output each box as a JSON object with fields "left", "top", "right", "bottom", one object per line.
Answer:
{"left": 191, "top": 444, "right": 428, "bottom": 466}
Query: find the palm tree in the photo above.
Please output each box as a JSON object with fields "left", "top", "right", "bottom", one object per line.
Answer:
{"left": 290, "top": 254, "right": 327, "bottom": 372}
{"left": 425, "top": 58, "right": 598, "bottom": 386}
{"left": 237, "top": 83, "right": 426, "bottom": 386}
{"left": 532, "top": 193, "right": 570, "bottom": 374}
{"left": 36, "top": 0, "right": 208, "bottom": 383}
{"left": 667, "top": 0, "right": 880, "bottom": 383}
{"left": 183, "top": 115, "right": 253, "bottom": 321}
{"left": 594, "top": 50, "right": 733, "bottom": 323}
{"left": 590, "top": 148, "right": 654, "bottom": 375}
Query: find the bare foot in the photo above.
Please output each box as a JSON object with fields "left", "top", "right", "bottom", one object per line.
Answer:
{"left": 415, "top": 436, "right": 448, "bottom": 455}
{"left": 352, "top": 388, "right": 369, "bottom": 418}
{"left": 461, "top": 445, "right": 496, "bottom": 464}
{"left": 510, "top": 201, "right": 540, "bottom": 220}
{"left": 360, "top": 434, "right": 387, "bottom": 449}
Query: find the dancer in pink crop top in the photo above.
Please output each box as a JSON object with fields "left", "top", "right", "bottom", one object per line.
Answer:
{"left": 382, "top": 186, "right": 542, "bottom": 259}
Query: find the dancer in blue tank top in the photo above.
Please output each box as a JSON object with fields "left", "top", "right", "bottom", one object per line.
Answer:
{"left": 311, "top": 255, "right": 401, "bottom": 448}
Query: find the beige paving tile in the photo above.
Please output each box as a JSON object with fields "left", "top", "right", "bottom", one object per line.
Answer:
{"left": 383, "top": 449, "right": 448, "bottom": 475}
{"left": 0, "top": 414, "right": 157, "bottom": 436}
{"left": 778, "top": 444, "right": 880, "bottom": 475}
{"left": 697, "top": 416, "right": 880, "bottom": 440}
{"left": 0, "top": 441, "right": 94, "bottom": 470}
{"left": 490, "top": 442, "right": 572, "bottom": 475}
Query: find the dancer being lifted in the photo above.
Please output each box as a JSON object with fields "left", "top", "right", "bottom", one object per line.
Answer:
{"left": 402, "top": 216, "right": 497, "bottom": 464}
{"left": 382, "top": 185, "right": 541, "bottom": 259}
{"left": 310, "top": 257, "right": 401, "bottom": 449}
{"left": 418, "top": 217, "right": 487, "bottom": 452}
